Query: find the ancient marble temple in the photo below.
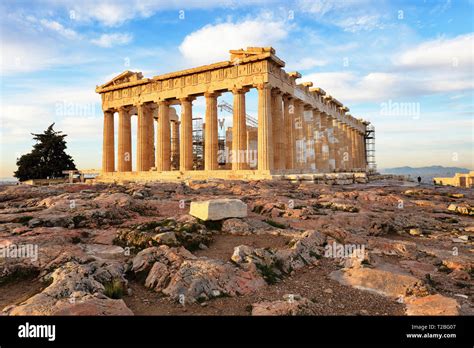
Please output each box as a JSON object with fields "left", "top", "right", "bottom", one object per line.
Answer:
{"left": 95, "top": 47, "right": 371, "bottom": 181}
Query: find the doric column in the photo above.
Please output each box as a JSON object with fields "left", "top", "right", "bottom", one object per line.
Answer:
{"left": 361, "top": 131, "right": 367, "bottom": 170}
{"left": 156, "top": 101, "right": 170, "bottom": 171}
{"left": 204, "top": 92, "right": 220, "bottom": 171}
{"left": 341, "top": 123, "right": 350, "bottom": 171}
{"left": 327, "top": 117, "right": 336, "bottom": 171}
{"left": 179, "top": 97, "right": 194, "bottom": 171}
{"left": 171, "top": 120, "right": 180, "bottom": 170}
{"left": 304, "top": 106, "right": 315, "bottom": 172}
{"left": 257, "top": 83, "right": 273, "bottom": 172}
{"left": 271, "top": 89, "right": 284, "bottom": 170}
{"left": 283, "top": 95, "right": 294, "bottom": 170}
{"left": 102, "top": 110, "right": 115, "bottom": 172}
{"left": 148, "top": 108, "right": 156, "bottom": 169}
{"left": 232, "top": 88, "right": 248, "bottom": 170}
{"left": 319, "top": 113, "right": 330, "bottom": 172}
{"left": 294, "top": 100, "right": 305, "bottom": 170}
{"left": 137, "top": 104, "right": 152, "bottom": 172}
{"left": 118, "top": 106, "right": 132, "bottom": 172}
{"left": 313, "top": 110, "right": 323, "bottom": 172}
{"left": 333, "top": 119, "right": 343, "bottom": 171}
{"left": 350, "top": 127, "right": 357, "bottom": 171}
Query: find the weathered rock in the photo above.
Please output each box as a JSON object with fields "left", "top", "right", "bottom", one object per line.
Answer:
{"left": 189, "top": 199, "right": 247, "bottom": 221}
{"left": 405, "top": 294, "right": 459, "bottom": 315}
{"left": 51, "top": 296, "right": 133, "bottom": 315}
{"left": 252, "top": 296, "right": 317, "bottom": 315}
{"left": 448, "top": 203, "right": 473, "bottom": 216}
{"left": 231, "top": 230, "right": 326, "bottom": 282}
{"left": 3, "top": 260, "right": 131, "bottom": 315}
{"left": 82, "top": 244, "right": 125, "bottom": 260}
{"left": 329, "top": 267, "right": 428, "bottom": 299}
{"left": 115, "top": 218, "right": 212, "bottom": 251}
{"left": 152, "top": 232, "right": 178, "bottom": 246}
{"left": 132, "top": 246, "right": 264, "bottom": 303}
{"left": 221, "top": 218, "right": 272, "bottom": 235}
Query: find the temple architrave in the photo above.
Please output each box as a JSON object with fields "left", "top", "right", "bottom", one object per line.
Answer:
{"left": 95, "top": 47, "right": 371, "bottom": 181}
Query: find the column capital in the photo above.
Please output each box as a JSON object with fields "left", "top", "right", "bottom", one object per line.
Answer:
{"left": 271, "top": 88, "right": 283, "bottom": 97}
{"left": 179, "top": 96, "right": 196, "bottom": 103}
{"left": 231, "top": 87, "right": 250, "bottom": 95}
{"left": 157, "top": 100, "right": 170, "bottom": 106}
{"left": 255, "top": 82, "right": 271, "bottom": 91}
{"left": 118, "top": 105, "right": 132, "bottom": 113}
{"left": 204, "top": 91, "right": 221, "bottom": 98}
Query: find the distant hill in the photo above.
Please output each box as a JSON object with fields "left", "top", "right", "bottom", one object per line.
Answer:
{"left": 379, "top": 166, "right": 471, "bottom": 184}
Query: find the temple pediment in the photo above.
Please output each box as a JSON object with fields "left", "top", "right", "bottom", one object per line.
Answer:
{"left": 96, "top": 71, "right": 144, "bottom": 91}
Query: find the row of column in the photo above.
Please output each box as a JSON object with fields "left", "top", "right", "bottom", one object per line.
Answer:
{"left": 102, "top": 84, "right": 367, "bottom": 173}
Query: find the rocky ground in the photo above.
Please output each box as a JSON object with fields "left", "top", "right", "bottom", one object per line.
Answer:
{"left": 0, "top": 178, "right": 472, "bottom": 316}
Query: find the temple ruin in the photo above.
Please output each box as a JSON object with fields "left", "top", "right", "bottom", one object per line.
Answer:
{"left": 95, "top": 47, "right": 373, "bottom": 181}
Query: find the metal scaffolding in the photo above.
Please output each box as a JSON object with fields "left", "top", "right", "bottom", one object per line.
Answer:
{"left": 218, "top": 100, "right": 258, "bottom": 127}
{"left": 192, "top": 117, "right": 204, "bottom": 170}
{"left": 365, "top": 124, "right": 376, "bottom": 172}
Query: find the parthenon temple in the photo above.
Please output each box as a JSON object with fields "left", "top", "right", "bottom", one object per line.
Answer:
{"left": 95, "top": 47, "right": 373, "bottom": 181}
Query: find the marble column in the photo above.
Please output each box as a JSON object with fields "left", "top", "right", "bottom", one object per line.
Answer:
{"left": 327, "top": 117, "right": 336, "bottom": 171}
{"left": 118, "top": 106, "right": 132, "bottom": 172}
{"left": 179, "top": 97, "right": 194, "bottom": 171}
{"left": 171, "top": 120, "right": 180, "bottom": 170}
{"left": 350, "top": 127, "right": 357, "bottom": 171}
{"left": 294, "top": 100, "right": 305, "bottom": 170}
{"left": 361, "top": 131, "right": 367, "bottom": 170}
{"left": 102, "top": 110, "right": 115, "bottom": 172}
{"left": 137, "top": 104, "right": 152, "bottom": 172}
{"left": 333, "top": 119, "right": 343, "bottom": 171}
{"left": 257, "top": 83, "right": 273, "bottom": 171}
{"left": 232, "top": 88, "right": 248, "bottom": 170}
{"left": 342, "top": 123, "right": 350, "bottom": 170}
{"left": 313, "top": 110, "right": 323, "bottom": 172}
{"left": 271, "top": 89, "right": 284, "bottom": 170}
{"left": 156, "top": 101, "right": 170, "bottom": 171}
{"left": 319, "top": 113, "right": 330, "bottom": 172}
{"left": 148, "top": 108, "right": 156, "bottom": 169}
{"left": 304, "top": 106, "right": 315, "bottom": 171}
{"left": 204, "top": 92, "right": 219, "bottom": 171}
{"left": 283, "top": 95, "right": 294, "bottom": 170}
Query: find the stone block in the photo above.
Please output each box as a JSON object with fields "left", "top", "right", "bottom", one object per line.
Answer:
{"left": 190, "top": 199, "right": 247, "bottom": 221}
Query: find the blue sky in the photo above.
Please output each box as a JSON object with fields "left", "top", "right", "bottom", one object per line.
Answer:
{"left": 1, "top": 0, "right": 473, "bottom": 177}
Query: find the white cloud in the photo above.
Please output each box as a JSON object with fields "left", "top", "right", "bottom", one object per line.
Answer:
{"left": 91, "top": 33, "right": 133, "bottom": 47}
{"left": 54, "top": 0, "right": 261, "bottom": 27}
{"left": 297, "top": 0, "right": 369, "bottom": 16}
{"left": 39, "top": 19, "right": 79, "bottom": 40}
{"left": 299, "top": 33, "right": 474, "bottom": 103}
{"left": 335, "top": 14, "right": 383, "bottom": 32}
{"left": 179, "top": 18, "right": 289, "bottom": 66}
{"left": 287, "top": 57, "right": 326, "bottom": 71}
{"left": 395, "top": 33, "right": 474, "bottom": 72}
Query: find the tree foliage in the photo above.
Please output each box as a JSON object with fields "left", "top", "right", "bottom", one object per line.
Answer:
{"left": 14, "top": 124, "right": 76, "bottom": 181}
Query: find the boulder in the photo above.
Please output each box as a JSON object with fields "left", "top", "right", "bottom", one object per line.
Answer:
{"left": 189, "top": 199, "right": 247, "bottom": 221}
{"left": 405, "top": 294, "right": 459, "bottom": 315}
{"left": 132, "top": 246, "right": 265, "bottom": 303}
{"left": 329, "top": 267, "right": 428, "bottom": 299}
{"left": 4, "top": 260, "right": 131, "bottom": 316}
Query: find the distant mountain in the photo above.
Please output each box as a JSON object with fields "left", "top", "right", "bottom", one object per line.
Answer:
{"left": 379, "top": 166, "right": 471, "bottom": 184}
